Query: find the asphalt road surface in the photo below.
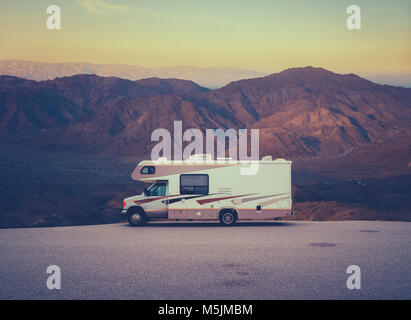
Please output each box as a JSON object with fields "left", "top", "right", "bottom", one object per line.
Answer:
{"left": 0, "top": 221, "right": 410, "bottom": 299}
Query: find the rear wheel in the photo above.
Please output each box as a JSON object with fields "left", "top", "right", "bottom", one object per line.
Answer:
{"left": 219, "top": 209, "right": 237, "bottom": 226}
{"left": 128, "top": 208, "right": 147, "bottom": 227}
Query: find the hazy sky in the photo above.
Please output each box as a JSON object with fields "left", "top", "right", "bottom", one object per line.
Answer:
{"left": 1, "top": 0, "right": 410, "bottom": 75}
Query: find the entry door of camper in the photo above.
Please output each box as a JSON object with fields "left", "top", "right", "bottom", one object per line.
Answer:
{"left": 145, "top": 182, "right": 168, "bottom": 218}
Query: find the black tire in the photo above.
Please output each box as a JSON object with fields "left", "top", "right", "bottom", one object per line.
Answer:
{"left": 128, "top": 208, "right": 147, "bottom": 227}
{"left": 219, "top": 209, "right": 237, "bottom": 226}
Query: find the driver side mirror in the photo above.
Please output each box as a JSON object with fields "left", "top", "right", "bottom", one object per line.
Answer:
{"left": 143, "top": 188, "right": 148, "bottom": 196}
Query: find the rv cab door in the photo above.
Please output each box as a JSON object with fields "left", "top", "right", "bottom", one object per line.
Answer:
{"left": 144, "top": 182, "right": 168, "bottom": 219}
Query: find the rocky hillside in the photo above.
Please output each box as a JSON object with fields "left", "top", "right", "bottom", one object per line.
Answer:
{"left": 1, "top": 67, "right": 410, "bottom": 158}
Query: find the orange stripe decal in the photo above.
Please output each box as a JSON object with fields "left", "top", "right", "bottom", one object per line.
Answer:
{"left": 196, "top": 194, "right": 254, "bottom": 205}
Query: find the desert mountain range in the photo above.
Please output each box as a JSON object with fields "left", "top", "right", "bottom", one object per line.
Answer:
{"left": 1, "top": 66, "right": 410, "bottom": 159}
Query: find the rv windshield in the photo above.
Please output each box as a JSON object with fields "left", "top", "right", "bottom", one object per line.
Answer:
{"left": 146, "top": 183, "right": 166, "bottom": 197}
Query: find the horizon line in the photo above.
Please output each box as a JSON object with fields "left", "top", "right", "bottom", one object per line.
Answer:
{"left": 1, "top": 59, "right": 411, "bottom": 88}
{"left": 2, "top": 58, "right": 411, "bottom": 77}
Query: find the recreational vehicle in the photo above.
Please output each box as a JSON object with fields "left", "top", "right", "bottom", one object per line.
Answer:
{"left": 121, "top": 155, "right": 293, "bottom": 226}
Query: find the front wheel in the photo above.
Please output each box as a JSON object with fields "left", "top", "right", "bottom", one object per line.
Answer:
{"left": 219, "top": 210, "right": 237, "bottom": 226}
{"left": 128, "top": 209, "right": 147, "bottom": 227}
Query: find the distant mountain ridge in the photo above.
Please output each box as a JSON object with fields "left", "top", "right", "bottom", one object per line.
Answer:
{"left": 0, "top": 66, "right": 410, "bottom": 160}
{"left": 0, "top": 60, "right": 265, "bottom": 88}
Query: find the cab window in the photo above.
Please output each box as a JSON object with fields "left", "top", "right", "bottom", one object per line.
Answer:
{"left": 146, "top": 183, "right": 166, "bottom": 196}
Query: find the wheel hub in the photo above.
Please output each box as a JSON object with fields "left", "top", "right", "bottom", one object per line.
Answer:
{"left": 131, "top": 213, "right": 141, "bottom": 224}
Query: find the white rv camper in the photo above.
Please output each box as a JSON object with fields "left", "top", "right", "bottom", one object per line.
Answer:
{"left": 121, "top": 155, "right": 293, "bottom": 226}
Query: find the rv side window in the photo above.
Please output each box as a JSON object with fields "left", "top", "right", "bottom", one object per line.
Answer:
{"left": 180, "top": 174, "right": 209, "bottom": 195}
{"left": 140, "top": 166, "right": 155, "bottom": 174}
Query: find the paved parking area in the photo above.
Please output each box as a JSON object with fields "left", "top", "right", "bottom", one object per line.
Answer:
{"left": 0, "top": 220, "right": 410, "bottom": 299}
